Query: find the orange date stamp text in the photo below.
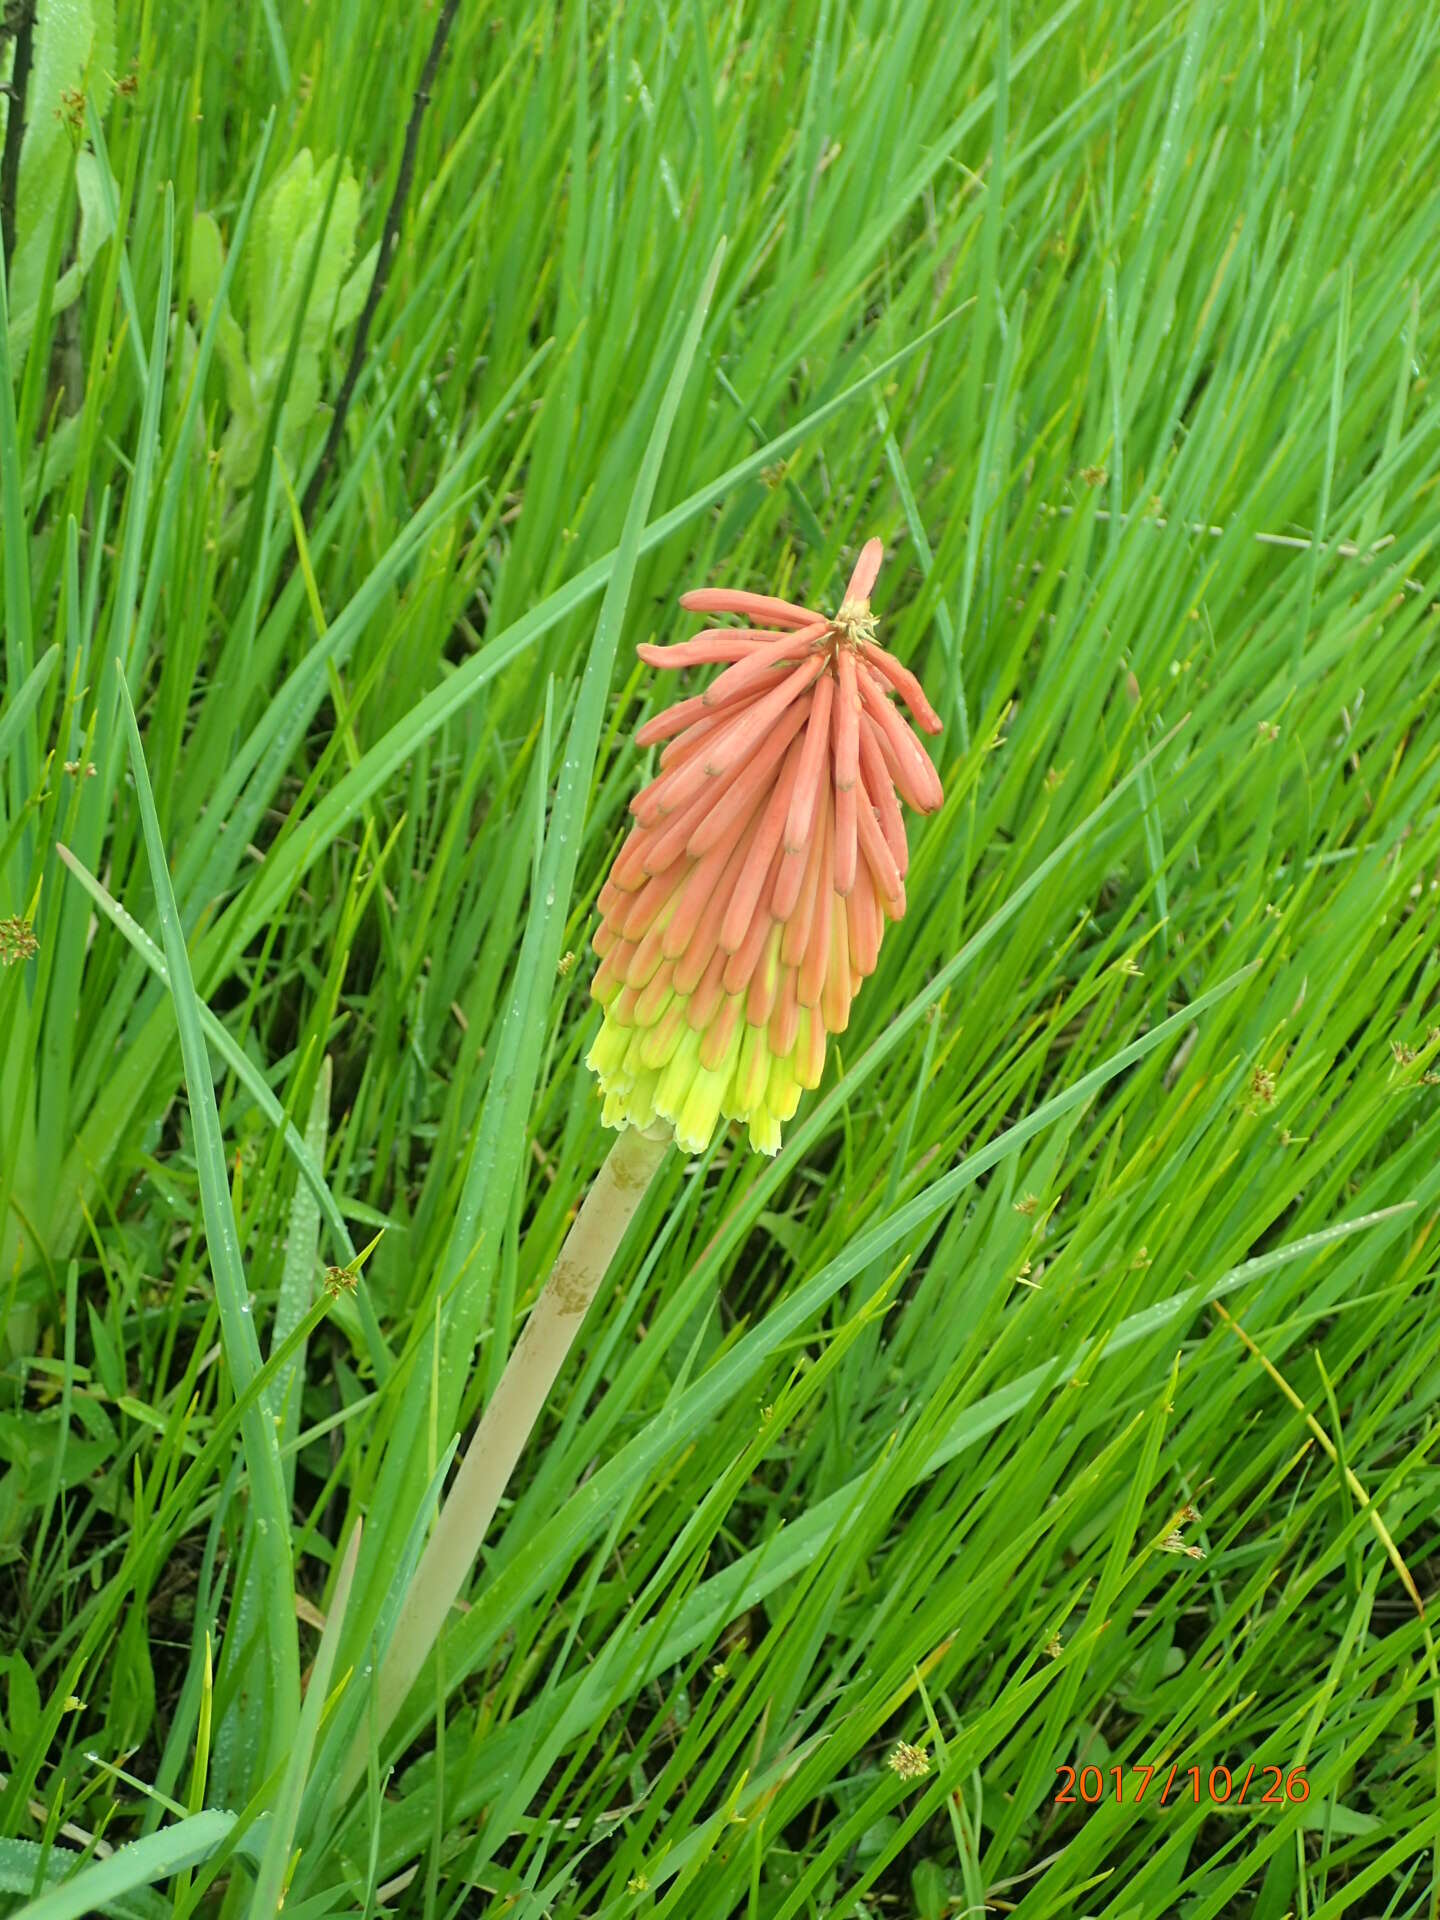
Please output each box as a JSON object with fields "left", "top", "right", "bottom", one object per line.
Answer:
{"left": 1055, "top": 1763, "right": 1309, "bottom": 1807}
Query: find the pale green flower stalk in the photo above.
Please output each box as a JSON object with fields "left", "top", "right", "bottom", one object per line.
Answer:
{"left": 356, "top": 539, "right": 942, "bottom": 1786}
{"left": 359, "top": 1122, "right": 669, "bottom": 1786}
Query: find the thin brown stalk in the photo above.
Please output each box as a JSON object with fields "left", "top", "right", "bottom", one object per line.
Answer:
{"left": 297, "top": 0, "right": 460, "bottom": 528}
{"left": 1, "top": 0, "right": 38, "bottom": 271}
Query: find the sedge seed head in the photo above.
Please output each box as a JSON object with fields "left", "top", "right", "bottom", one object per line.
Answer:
{"left": 0, "top": 918, "right": 39, "bottom": 965}
{"left": 887, "top": 1740, "right": 931, "bottom": 1781}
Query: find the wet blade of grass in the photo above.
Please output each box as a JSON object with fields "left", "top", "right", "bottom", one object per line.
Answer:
{"left": 115, "top": 673, "right": 301, "bottom": 1776}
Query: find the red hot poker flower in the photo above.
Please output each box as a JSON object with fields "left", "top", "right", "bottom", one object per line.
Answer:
{"left": 587, "top": 538, "right": 943, "bottom": 1155}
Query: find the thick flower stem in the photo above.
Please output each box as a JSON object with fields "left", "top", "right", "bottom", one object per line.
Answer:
{"left": 357, "top": 1123, "right": 670, "bottom": 1785}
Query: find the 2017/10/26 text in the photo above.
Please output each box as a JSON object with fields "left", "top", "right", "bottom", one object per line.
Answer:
{"left": 1055, "top": 1764, "right": 1309, "bottom": 1807}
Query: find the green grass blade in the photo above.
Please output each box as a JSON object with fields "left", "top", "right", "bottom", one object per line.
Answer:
{"left": 7, "top": 1812, "right": 236, "bottom": 1920}
{"left": 113, "top": 674, "right": 301, "bottom": 1773}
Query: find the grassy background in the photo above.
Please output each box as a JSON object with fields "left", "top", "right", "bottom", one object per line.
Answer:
{"left": 3, "top": 0, "right": 1440, "bottom": 1913}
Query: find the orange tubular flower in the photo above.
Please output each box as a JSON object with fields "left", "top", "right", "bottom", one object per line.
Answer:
{"left": 587, "top": 539, "right": 944, "bottom": 1156}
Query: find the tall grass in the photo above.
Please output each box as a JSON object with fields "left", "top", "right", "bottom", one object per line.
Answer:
{"left": 2, "top": 0, "right": 1440, "bottom": 1914}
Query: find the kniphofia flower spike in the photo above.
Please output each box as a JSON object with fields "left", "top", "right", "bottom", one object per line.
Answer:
{"left": 587, "top": 539, "right": 943, "bottom": 1155}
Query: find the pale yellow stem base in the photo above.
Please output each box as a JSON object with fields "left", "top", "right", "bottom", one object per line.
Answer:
{"left": 344, "top": 1123, "right": 669, "bottom": 1797}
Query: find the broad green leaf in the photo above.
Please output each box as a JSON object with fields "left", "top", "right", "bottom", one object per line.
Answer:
{"left": 7, "top": 1812, "right": 235, "bottom": 1920}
